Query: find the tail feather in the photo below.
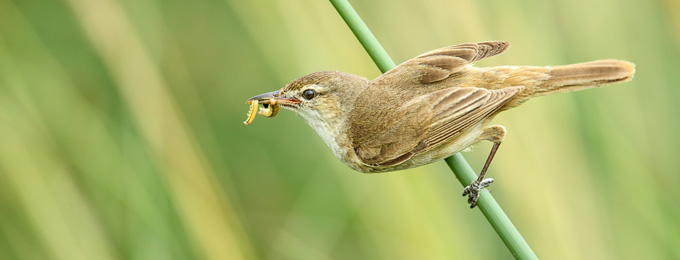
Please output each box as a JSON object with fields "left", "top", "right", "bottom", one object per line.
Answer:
{"left": 500, "top": 59, "right": 635, "bottom": 109}
{"left": 535, "top": 59, "right": 635, "bottom": 96}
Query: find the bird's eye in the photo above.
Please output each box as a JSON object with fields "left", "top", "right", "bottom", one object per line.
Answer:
{"left": 302, "top": 89, "right": 316, "bottom": 100}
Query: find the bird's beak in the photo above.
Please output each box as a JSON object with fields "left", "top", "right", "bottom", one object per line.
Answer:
{"left": 246, "top": 90, "right": 301, "bottom": 106}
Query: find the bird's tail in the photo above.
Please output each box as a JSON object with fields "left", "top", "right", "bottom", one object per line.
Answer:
{"left": 502, "top": 59, "right": 635, "bottom": 108}
{"left": 533, "top": 59, "right": 635, "bottom": 96}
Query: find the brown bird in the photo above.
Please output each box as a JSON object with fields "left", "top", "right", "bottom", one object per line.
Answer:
{"left": 247, "top": 41, "right": 635, "bottom": 207}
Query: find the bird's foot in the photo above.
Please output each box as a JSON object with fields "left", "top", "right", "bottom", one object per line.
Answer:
{"left": 462, "top": 178, "right": 494, "bottom": 208}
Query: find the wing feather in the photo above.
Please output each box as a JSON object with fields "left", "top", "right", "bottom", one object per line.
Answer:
{"left": 352, "top": 86, "right": 523, "bottom": 167}
{"left": 375, "top": 41, "right": 511, "bottom": 85}
{"left": 421, "top": 86, "right": 524, "bottom": 149}
{"left": 351, "top": 41, "right": 516, "bottom": 167}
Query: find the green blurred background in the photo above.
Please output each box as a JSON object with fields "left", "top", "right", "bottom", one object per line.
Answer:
{"left": 0, "top": 0, "right": 678, "bottom": 259}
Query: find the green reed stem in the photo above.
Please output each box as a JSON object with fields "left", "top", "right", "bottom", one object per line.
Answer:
{"left": 329, "top": 0, "right": 395, "bottom": 72}
{"left": 329, "top": 0, "right": 538, "bottom": 259}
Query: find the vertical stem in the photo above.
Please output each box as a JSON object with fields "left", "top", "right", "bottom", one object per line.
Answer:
{"left": 329, "top": 0, "right": 395, "bottom": 72}
{"left": 329, "top": 0, "right": 538, "bottom": 259}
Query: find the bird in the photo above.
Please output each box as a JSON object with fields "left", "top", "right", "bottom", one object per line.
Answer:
{"left": 246, "top": 41, "right": 635, "bottom": 207}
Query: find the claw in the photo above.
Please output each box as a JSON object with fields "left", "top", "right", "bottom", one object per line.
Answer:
{"left": 462, "top": 178, "right": 493, "bottom": 208}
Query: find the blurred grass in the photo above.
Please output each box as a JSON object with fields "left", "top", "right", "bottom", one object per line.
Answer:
{"left": 0, "top": 0, "right": 678, "bottom": 259}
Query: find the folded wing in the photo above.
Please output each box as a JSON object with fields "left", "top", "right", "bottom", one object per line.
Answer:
{"left": 352, "top": 86, "right": 523, "bottom": 167}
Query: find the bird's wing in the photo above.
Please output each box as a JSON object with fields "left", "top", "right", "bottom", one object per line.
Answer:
{"left": 419, "top": 86, "right": 523, "bottom": 150}
{"left": 352, "top": 86, "right": 523, "bottom": 167}
{"left": 375, "top": 41, "right": 510, "bottom": 85}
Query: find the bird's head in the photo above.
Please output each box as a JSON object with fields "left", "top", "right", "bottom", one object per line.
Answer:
{"left": 247, "top": 71, "right": 369, "bottom": 129}
{"left": 247, "top": 71, "right": 370, "bottom": 157}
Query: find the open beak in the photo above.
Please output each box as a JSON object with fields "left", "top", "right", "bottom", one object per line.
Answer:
{"left": 246, "top": 90, "right": 300, "bottom": 106}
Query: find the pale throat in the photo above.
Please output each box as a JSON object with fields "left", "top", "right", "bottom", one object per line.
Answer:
{"left": 295, "top": 104, "right": 350, "bottom": 161}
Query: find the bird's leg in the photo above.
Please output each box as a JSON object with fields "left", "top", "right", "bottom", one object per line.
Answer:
{"left": 463, "top": 125, "right": 506, "bottom": 208}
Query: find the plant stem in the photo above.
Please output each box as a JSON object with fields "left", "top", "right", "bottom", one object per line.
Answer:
{"left": 329, "top": 0, "right": 395, "bottom": 72}
{"left": 444, "top": 154, "right": 538, "bottom": 259}
{"left": 329, "top": 0, "right": 538, "bottom": 259}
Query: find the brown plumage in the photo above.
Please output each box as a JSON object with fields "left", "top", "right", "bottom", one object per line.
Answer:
{"left": 247, "top": 41, "right": 635, "bottom": 207}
